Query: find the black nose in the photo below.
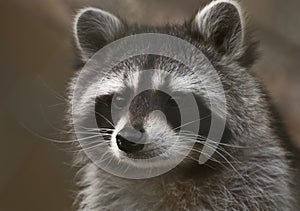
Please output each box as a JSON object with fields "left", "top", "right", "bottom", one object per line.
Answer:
{"left": 116, "top": 127, "right": 145, "bottom": 153}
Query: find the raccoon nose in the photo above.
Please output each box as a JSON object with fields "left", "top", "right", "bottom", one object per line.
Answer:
{"left": 116, "top": 127, "right": 145, "bottom": 153}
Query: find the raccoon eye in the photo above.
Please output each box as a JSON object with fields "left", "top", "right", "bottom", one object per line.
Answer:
{"left": 167, "top": 93, "right": 184, "bottom": 108}
{"left": 113, "top": 93, "right": 129, "bottom": 109}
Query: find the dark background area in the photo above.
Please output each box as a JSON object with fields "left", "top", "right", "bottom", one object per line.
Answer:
{"left": 0, "top": 0, "right": 299, "bottom": 210}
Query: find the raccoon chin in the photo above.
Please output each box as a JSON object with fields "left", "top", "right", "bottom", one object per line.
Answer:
{"left": 118, "top": 156, "right": 179, "bottom": 169}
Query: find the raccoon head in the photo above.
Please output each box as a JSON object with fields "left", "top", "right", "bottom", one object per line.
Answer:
{"left": 71, "top": 0, "right": 257, "bottom": 172}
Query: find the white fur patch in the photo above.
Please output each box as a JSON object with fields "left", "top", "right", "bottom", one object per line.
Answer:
{"left": 151, "top": 69, "right": 167, "bottom": 89}
{"left": 125, "top": 67, "right": 141, "bottom": 91}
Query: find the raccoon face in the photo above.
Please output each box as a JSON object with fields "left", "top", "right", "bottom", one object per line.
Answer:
{"left": 72, "top": 0, "right": 254, "bottom": 169}
{"left": 92, "top": 65, "right": 217, "bottom": 168}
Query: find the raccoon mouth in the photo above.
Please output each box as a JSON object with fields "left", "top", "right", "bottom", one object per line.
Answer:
{"left": 114, "top": 128, "right": 168, "bottom": 159}
{"left": 122, "top": 147, "right": 167, "bottom": 160}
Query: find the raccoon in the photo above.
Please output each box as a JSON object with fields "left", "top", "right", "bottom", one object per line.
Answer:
{"left": 69, "top": 0, "right": 297, "bottom": 210}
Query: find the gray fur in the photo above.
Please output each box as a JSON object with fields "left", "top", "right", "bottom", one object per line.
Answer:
{"left": 69, "top": 1, "right": 297, "bottom": 210}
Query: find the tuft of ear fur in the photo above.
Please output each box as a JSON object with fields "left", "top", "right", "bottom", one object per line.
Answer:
{"left": 192, "top": 1, "right": 256, "bottom": 61}
{"left": 192, "top": 0, "right": 258, "bottom": 67}
{"left": 74, "top": 7, "right": 125, "bottom": 60}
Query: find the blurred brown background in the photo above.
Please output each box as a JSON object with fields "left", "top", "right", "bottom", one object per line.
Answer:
{"left": 0, "top": 0, "right": 299, "bottom": 210}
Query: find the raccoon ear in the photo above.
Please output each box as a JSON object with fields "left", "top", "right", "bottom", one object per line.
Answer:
{"left": 192, "top": 0, "right": 244, "bottom": 55}
{"left": 74, "top": 7, "right": 125, "bottom": 60}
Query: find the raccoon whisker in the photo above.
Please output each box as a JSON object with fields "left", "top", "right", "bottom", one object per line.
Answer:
{"left": 179, "top": 132, "right": 247, "bottom": 148}
{"left": 98, "top": 149, "right": 113, "bottom": 160}
{"left": 66, "top": 131, "right": 112, "bottom": 144}
{"left": 51, "top": 144, "right": 85, "bottom": 154}
{"left": 70, "top": 135, "right": 104, "bottom": 143}
{"left": 196, "top": 143, "right": 242, "bottom": 166}
{"left": 77, "top": 126, "right": 114, "bottom": 131}
{"left": 176, "top": 133, "right": 245, "bottom": 167}
{"left": 66, "top": 142, "right": 109, "bottom": 153}
{"left": 104, "top": 155, "right": 117, "bottom": 169}
{"left": 208, "top": 144, "right": 242, "bottom": 165}
{"left": 73, "top": 134, "right": 110, "bottom": 142}
{"left": 191, "top": 149, "right": 229, "bottom": 166}
{"left": 174, "top": 149, "right": 229, "bottom": 170}
{"left": 72, "top": 132, "right": 103, "bottom": 136}
{"left": 72, "top": 128, "right": 114, "bottom": 135}
{"left": 75, "top": 134, "right": 112, "bottom": 146}
{"left": 179, "top": 136, "right": 242, "bottom": 163}
{"left": 175, "top": 152, "right": 199, "bottom": 163}
{"left": 173, "top": 114, "right": 211, "bottom": 131}
{"left": 79, "top": 142, "right": 110, "bottom": 153}
{"left": 189, "top": 138, "right": 242, "bottom": 166}
{"left": 176, "top": 140, "right": 245, "bottom": 180}
{"left": 48, "top": 129, "right": 101, "bottom": 137}
{"left": 83, "top": 129, "right": 114, "bottom": 135}
{"left": 122, "top": 162, "right": 131, "bottom": 175}
{"left": 68, "top": 145, "right": 105, "bottom": 153}
{"left": 95, "top": 111, "right": 115, "bottom": 128}
{"left": 94, "top": 129, "right": 115, "bottom": 133}
{"left": 209, "top": 141, "right": 247, "bottom": 149}
{"left": 70, "top": 124, "right": 115, "bottom": 134}
{"left": 207, "top": 146, "right": 245, "bottom": 181}
{"left": 87, "top": 151, "right": 113, "bottom": 165}
{"left": 78, "top": 136, "right": 111, "bottom": 145}
{"left": 95, "top": 128, "right": 115, "bottom": 131}
{"left": 72, "top": 125, "right": 98, "bottom": 130}
{"left": 20, "top": 122, "right": 106, "bottom": 144}
{"left": 40, "top": 77, "right": 69, "bottom": 102}
{"left": 71, "top": 134, "right": 110, "bottom": 150}
{"left": 175, "top": 145, "right": 228, "bottom": 166}
{"left": 212, "top": 147, "right": 241, "bottom": 165}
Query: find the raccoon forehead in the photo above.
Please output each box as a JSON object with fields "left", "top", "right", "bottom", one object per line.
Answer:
{"left": 79, "top": 54, "right": 219, "bottom": 100}
{"left": 105, "top": 68, "right": 211, "bottom": 96}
